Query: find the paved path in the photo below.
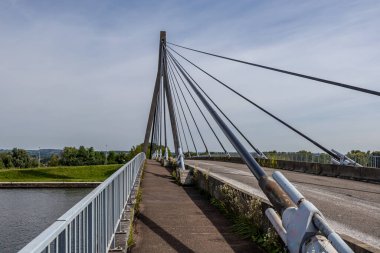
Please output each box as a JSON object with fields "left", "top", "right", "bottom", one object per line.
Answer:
{"left": 132, "top": 160, "right": 262, "bottom": 253}
{"left": 186, "top": 160, "right": 380, "bottom": 249}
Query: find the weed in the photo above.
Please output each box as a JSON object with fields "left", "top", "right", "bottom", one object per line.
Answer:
{"left": 134, "top": 188, "right": 142, "bottom": 214}
{"left": 127, "top": 164, "right": 144, "bottom": 250}
{"left": 209, "top": 184, "right": 285, "bottom": 253}
{"left": 193, "top": 168, "right": 199, "bottom": 178}
{"left": 127, "top": 222, "right": 135, "bottom": 247}
{"left": 171, "top": 170, "right": 177, "bottom": 180}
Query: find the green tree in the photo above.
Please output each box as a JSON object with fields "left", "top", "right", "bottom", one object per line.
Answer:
{"left": 77, "top": 146, "right": 87, "bottom": 165}
{"left": 11, "top": 148, "right": 32, "bottom": 168}
{"left": 263, "top": 150, "right": 277, "bottom": 159}
{"left": 60, "top": 147, "right": 79, "bottom": 166}
{"left": 115, "top": 152, "right": 129, "bottom": 164}
{"left": 107, "top": 151, "right": 117, "bottom": 164}
{"left": 0, "top": 153, "right": 14, "bottom": 168}
{"left": 127, "top": 145, "right": 143, "bottom": 161}
{"left": 48, "top": 154, "right": 60, "bottom": 167}
{"left": 346, "top": 150, "right": 369, "bottom": 165}
{"left": 94, "top": 151, "right": 106, "bottom": 165}
{"left": 87, "top": 147, "right": 96, "bottom": 165}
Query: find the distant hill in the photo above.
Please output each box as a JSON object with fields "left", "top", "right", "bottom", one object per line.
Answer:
{"left": 0, "top": 149, "right": 62, "bottom": 159}
{"left": 27, "top": 149, "right": 62, "bottom": 159}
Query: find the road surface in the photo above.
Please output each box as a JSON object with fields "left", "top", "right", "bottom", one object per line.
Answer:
{"left": 186, "top": 160, "right": 380, "bottom": 249}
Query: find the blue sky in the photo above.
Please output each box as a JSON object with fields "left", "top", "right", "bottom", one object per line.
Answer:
{"left": 0, "top": 0, "right": 379, "bottom": 153}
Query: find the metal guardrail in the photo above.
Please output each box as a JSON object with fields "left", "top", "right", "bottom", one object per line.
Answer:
{"left": 19, "top": 152, "right": 146, "bottom": 253}
{"left": 196, "top": 153, "right": 380, "bottom": 168}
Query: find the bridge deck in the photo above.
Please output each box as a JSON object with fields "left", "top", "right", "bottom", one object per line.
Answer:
{"left": 132, "top": 160, "right": 262, "bottom": 253}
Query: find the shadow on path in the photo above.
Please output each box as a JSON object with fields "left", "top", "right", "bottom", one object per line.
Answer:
{"left": 182, "top": 181, "right": 263, "bottom": 252}
{"left": 138, "top": 213, "right": 195, "bottom": 253}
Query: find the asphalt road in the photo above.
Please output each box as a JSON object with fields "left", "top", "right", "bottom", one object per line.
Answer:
{"left": 186, "top": 160, "right": 380, "bottom": 249}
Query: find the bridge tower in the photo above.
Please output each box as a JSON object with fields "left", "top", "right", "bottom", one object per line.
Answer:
{"left": 143, "top": 31, "right": 184, "bottom": 168}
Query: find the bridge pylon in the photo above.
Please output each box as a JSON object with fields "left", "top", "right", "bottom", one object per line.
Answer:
{"left": 143, "top": 31, "right": 185, "bottom": 169}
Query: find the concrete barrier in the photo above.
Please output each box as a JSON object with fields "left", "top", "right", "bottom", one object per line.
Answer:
{"left": 186, "top": 163, "right": 380, "bottom": 253}
{"left": 189, "top": 156, "right": 380, "bottom": 183}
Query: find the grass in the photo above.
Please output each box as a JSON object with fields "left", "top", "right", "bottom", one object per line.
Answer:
{"left": 209, "top": 196, "right": 284, "bottom": 253}
{"left": 127, "top": 225, "right": 135, "bottom": 247}
{"left": 128, "top": 162, "right": 146, "bottom": 249}
{"left": 0, "top": 164, "right": 122, "bottom": 182}
{"left": 134, "top": 187, "right": 143, "bottom": 214}
{"left": 195, "top": 177, "right": 284, "bottom": 253}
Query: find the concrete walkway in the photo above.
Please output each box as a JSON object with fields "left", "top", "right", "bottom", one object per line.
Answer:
{"left": 132, "top": 160, "right": 262, "bottom": 253}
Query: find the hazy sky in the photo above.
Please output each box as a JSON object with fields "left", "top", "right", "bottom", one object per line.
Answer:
{"left": 0, "top": 0, "right": 379, "bottom": 153}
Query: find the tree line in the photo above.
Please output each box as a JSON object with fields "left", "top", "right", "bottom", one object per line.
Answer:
{"left": 1, "top": 145, "right": 378, "bottom": 169}
{"left": 0, "top": 146, "right": 139, "bottom": 169}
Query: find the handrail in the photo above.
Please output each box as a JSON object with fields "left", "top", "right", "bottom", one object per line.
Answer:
{"left": 19, "top": 152, "right": 146, "bottom": 253}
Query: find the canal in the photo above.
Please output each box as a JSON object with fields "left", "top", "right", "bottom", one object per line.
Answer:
{"left": 0, "top": 188, "right": 93, "bottom": 253}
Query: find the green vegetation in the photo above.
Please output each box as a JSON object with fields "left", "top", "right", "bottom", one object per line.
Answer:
{"left": 346, "top": 150, "right": 380, "bottom": 166}
{"left": 0, "top": 143, "right": 151, "bottom": 182}
{"left": 0, "top": 144, "right": 145, "bottom": 169}
{"left": 0, "top": 148, "right": 39, "bottom": 169}
{"left": 59, "top": 146, "right": 129, "bottom": 166}
{"left": 264, "top": 150, "right": 331, "bottom": 163}
{"left": 134, "top": 187, "right": 143, "bottom": 215}
{"left": 128, "top": 161, "right": 146, "bottom": 249}
{"left": 0, "top": 164, "right": 121, "bottom": 182}
{"left": 209, "top": 191, "right": 284, "bottom": 253}
{"left": 127, "top": 225, "right": 135, "bottom": 247}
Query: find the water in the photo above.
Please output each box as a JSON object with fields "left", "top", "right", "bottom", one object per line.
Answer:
{"left": 0, "top": 188, "right": 93, "bottom": 253}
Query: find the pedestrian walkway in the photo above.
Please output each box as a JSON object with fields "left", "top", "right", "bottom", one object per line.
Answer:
{"left": 131, "top": 160, "right": 262, "bottom": 253}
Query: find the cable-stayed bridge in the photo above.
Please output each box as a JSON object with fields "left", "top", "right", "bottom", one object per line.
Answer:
{"left": 19, "top": 31, "right": 380, "bottom": 253}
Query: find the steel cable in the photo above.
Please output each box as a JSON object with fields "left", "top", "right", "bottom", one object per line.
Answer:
{"left": 167, "top": 66, "right": 199, "bottom": 155}
{"left": 167, "top": 46, "right": 339, "bottom": 160}
{"left": 164, "top": 49, "right": 229, "bottom": 155}
{"left": 167, "top": 61, "right": 210, "bottom": 155}
{"left": 167, "top": 42, "right": 380, "bottom": 97}
{"left": 165, "top": 57, "right": 190, "bottom": 155}
{"left": 167, "top": 50, "right": 265, "bottom": 157}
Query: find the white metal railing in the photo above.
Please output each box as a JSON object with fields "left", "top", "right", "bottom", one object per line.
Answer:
{"left": 19, "top": 152, "right": 146, "bottom": 253}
